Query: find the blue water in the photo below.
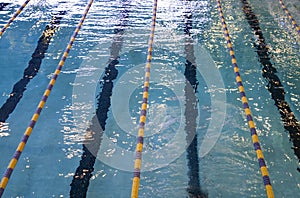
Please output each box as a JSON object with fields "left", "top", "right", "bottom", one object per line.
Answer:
{"left": 0, "top": 0, "right": 299, "bottom": 197}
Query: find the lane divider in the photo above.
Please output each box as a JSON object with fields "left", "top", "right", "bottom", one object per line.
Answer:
{"left": 216, "top": 0, "right": 274, "bottom": 197}
{"left": 0, "top": 0, "right": 94, "bottom": 196}
{"left": 278, "top": 0, "right": 300, "bottom": 35}
{"left": 0, "top": 0, "right": 31, "bottom": 37}
{"left": 241, "top": 0, "right": 300, "bottom": 172}
{"left": 131, "top": 0, "right": 158, "bottom": 197}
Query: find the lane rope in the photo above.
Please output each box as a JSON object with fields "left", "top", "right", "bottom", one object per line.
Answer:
{"left": 278, "top": 0, "right": 300, "bottom": 35}
{"left": 216, "top": 1, "right": 274, "bottom": 197}
{"left": 130, "top": 0, "right": 158, "bottom": 197}
{"left": 0, "top": 0, "right": 94, "bottom": 196}
{"left": 0, "top": 0, "right": 31, "bottom": 37}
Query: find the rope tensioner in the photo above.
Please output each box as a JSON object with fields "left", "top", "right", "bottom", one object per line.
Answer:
{"left": 0, "top": 0, "right": 94, "bottom": 196}
{"left": 0, "top": 0, "right": 31, "bottom": 37}
{"left": 216, "top": 0, "right": 274, "bottom": 197}
{"left": 278, "top": 0, "right": 300, "bottom": 35}
{"left": 131, "top": 0, "right": 158, "bottom": 197}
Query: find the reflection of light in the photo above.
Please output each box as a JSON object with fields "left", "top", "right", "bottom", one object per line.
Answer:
{"left": 0, "top": 122, "right": 10, "bottom": 137}
{"left": 157, "top": 0, "right": 172, "bottom": 7}
{"left": 157, "top": 0, "right": 184, "bottom": 24}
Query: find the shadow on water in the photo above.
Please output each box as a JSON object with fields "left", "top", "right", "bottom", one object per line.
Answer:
{"left": 240, "top": 0, "right": 300, "bottom": 172}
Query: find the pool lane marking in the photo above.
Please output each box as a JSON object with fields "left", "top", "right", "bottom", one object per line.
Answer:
{"left": 0, "top": 0, "right": 31, "bottom": 37}
{"left": 278, "top": 0, "right": 300, "bottom": 35}
{"left": 216, "top": 1, "right": 274, "bottom": 197}
{"left": 183, "top": 5, "right": 207, "bottom": 197}
{"left": 130, "top": 0, "right": 158, "bottom": 197}
{"left": 0, "top": 3, "right": 10, "bottom": 11}
{"left": 69, "top": 61, "right": 119, "bottom": 198}
{"left": 0, "top": 0, "right": 94, "bottom": 196}
{"left": 241, "top": 0, "right": 300, "bottom": 172}
{"left": 0, "top": 11, "right": 65, "bottom": 124}
{"left": 69, "top": 2, "right": 130, "bottom": 196}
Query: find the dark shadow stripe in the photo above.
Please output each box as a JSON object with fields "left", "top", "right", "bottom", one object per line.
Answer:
{"left": 70, "top": 59, "right": 119, "bottom": 198}
{"left": 183, "top": 6, "right": 207, "bottom": 198}
{"left": 69, "top": 1, "right": 130, "bottom": 197}
{"left": 0, "top": 3, "right": 10, "bottom": 11}
{"left": 0, "top": 11, "right": 66, "bottom": 123}
{"left": 240, "top": 0, "right": 300, "bottom": 171}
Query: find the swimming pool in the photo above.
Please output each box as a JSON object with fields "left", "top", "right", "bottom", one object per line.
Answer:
{"left": 0, "top": 0, "right": 299, "bottom": 197}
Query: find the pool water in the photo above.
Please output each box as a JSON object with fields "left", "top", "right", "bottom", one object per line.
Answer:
{"left": 0, "top": 0, "right": 299, "bottom": 197}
